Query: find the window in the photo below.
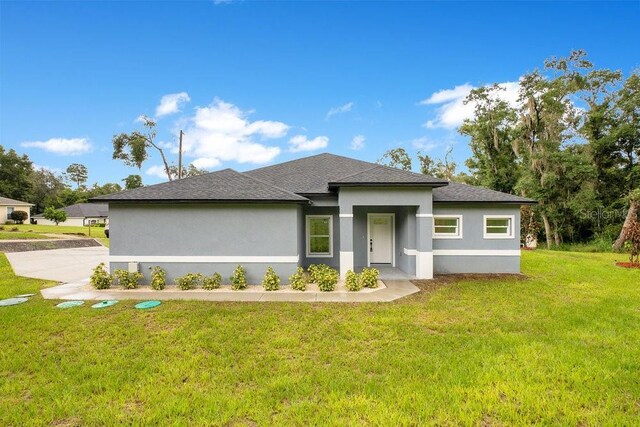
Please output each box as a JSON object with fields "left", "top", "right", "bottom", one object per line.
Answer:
{"left": 483, "top": 215, "right": 515, "bottom": 239}
{"left": 306, "top": 215, "right": 333, "bottom": 257}
{"left": 6, "top": 207, "right": 14, "bottom": 220}
{"left": 433, "top": 215, "right": 462, "bottom": 238}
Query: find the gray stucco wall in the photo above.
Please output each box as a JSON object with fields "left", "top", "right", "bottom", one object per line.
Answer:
{"left": 432, "top": 204, "right": 521, "bottom": 274}
{"left": 109, "top": 203, "right": 300, "bottom": 284}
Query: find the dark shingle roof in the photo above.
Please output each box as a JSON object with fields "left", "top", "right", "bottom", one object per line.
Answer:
{"left": 329, "top": 164, "right": 447, "bottom": 187}
{"left": 33, "top": 203, "right": 109, "bottom": 218}
{"left": 433, "top": 182, "right": 535, "bottom": 204}
{"left": 90, "top": 169, "right": 309, "bottom": 203}
{"left": 246, "top": 153, "right": 446, "bottom": 194}
{"left": 0, "top": 196, "right": 33, "bottom": 206}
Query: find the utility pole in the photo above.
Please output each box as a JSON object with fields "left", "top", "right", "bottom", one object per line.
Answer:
{"left": 178, "top": 130, "right": 184, "bottom": 179}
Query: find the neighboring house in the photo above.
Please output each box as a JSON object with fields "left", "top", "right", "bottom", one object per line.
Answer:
{"left": 33, "top": 203, "right": 109, "bottom": 227}
{"left": 0, "top": 196, "right": 33, "bottom": 224}
{"left": 92, "top": 153, "right": 535, "bottom": 284}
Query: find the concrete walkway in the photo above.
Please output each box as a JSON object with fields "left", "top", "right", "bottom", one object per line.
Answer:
{"left": 6, "top": 246, "right": 109, "bottom": 282}
{"left": 41, "top": 279, "right": 420, "bottom": 302}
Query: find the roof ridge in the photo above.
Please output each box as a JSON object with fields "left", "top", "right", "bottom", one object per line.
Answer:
{"left": 237, "top": 170, "right": 309, "bottom": 201}
{"left": 245, "top": 152, "right": 376, "bottom": 174}
{"left": 330, "top": 164, "right": 381, "bottom": 182}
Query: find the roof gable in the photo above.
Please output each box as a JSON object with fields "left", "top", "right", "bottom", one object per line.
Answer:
{"left": 0, "top": 196, "right": 33, "bottom": 206}
{"left": 329, "top": 164, "right": 447, "bottom": 187}
{"left": 91, "top": 169, "right": 309, "bottom": 203}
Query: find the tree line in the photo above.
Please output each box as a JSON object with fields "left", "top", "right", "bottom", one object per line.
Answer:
{"left": 0, "top": 145, "right": 144, "bottom": 214}
{"left": 378, "top": 50, "right": 639, "bottom": 249}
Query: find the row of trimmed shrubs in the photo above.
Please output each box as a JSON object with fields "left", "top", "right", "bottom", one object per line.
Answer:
{"left": 90, "top": 263, "right": 379, "bottom": 292}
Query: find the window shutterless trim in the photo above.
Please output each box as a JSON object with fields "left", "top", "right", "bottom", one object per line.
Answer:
{"left": 432, "top": 214, "right": 463, "bottom": 239}
{"left": 483, "top": 214, "right": 515, "bottom": 239}
{"left": 306, "top": 214, "right": 333, "bottom": 258}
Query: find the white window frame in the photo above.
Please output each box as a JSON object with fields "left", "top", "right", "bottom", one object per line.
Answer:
{"left": 306, "top": 215, "right": 333, "bottom": 258}
{"left": 483, "top": 215, "right": 515, "bottom": 239}
{"left": 6, "top": 207, "right": 14, "bottom": 220}
{"left": 432, "top": 215, "right": 463, "bottom": 239}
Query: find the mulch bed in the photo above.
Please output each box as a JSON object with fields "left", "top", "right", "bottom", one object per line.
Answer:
{"left": 412, "top": 273, "right": 527, "bottom": 293}
{"left": 0, "top": 239, "right": 102, "bottom": 253}
{"left": 615, "top": 262, "right": 640, "bottom": 269}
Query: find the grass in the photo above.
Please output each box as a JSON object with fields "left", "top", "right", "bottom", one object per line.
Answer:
{"left": 0, "top": 231, "right": 50, "bottom": 240}
{"left": 6, "top": 223, "right": 107, "bottom": 238}
{"left": 1, "top": 250, "right": 639, "bottom": 425}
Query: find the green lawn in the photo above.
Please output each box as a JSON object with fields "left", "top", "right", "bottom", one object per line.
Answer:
{"left": 0, "top": 231, "right": 50, "bottom": 240}
{"left": 7, "top": 223, "right": 107, "bottom": 238}
{"left": 1, "top": 251, "right": 639, "bottom": 425}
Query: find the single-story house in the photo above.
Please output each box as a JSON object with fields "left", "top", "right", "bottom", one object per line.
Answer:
{"left": 0, "top": 196, "right": 33, "bottom": 223}
{"left": 33, "top": 203, "right": 108, "bottom": 227}
{"left": 92, "top": 153, "right": 535, "bottom": 284}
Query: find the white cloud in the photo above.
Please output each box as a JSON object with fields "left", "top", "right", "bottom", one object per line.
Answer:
{"left": 288, "top": 135, "right": 329, "bottom": 153}
{"left": 326, "top": 102, "right": 354, "bottom": 120}
{"left": 146, "top": 165, "right": 168, "bottom": 179}
{"left": 181, "top": 98, "right": 287, "bottom": 165}
{"left": 156, "top": 92, "right": 191, "bottom": 117}
{"left": 411, "top": 136, "right": 437, "bottom": 152}
{"left": 191, "top": 157, "right": 221, "bottom": 169}
{"left": 33, "top": 164, "right": 63, "bottom": 174}
{"left": 22, "top": 138, "right": 91, "bottom": 155}
{"left": 420, "top": 82, "right": 520, "bottom": 129}
{"left": 350, "top": 134, "right": 365, "bottom": 150}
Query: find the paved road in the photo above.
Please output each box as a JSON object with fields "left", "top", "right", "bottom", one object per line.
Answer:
{"left": 6, "top": 246, "right": 108, "bottom": 283}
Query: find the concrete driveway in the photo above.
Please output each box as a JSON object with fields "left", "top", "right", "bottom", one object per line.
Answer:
{"left": 6, "top": 246, "right": 108, "bottom": 283}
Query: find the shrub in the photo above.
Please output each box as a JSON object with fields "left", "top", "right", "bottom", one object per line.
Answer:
{"left": 289, "top": 267, "right": 308, "bottom": 291}
{"left": 175, "top": 273, "right": 203, "bottom": 290}
{"left": 149, "top": 266, "right": 166, "bottom": 290}
{"left": 90, "top": 263, "right": 112, "bottom": 289}
{"left": 360, "top": 267, "right": 379, "bottom": 288}
{"left": 0, "top": 225, "right": 4, "bottom": 230}
{"left": 230, "top": 265, "right": 247, "bottom": 290}
{"left": 314, "top": 266, "right": 339, "bottom": 292}
{"left": 10, "top": 226, "right": 19, "bottom": 232}
{"left": 307, "top": 264, "right": 321, "bottom": 283}
{"left": 43, "top": 206, "right": 67, "bottom": 225}
{"left": 203, "top": 273, "right": 222, "bottom": 290}
{"left": 10, "top": 210, "right": 28, "bottom": 224}
{"left": 113, "top": 269, "right": 143, "bottom": 289}
{"left": 344, "top": 270, "right": 362, "bottom": 291}
{"left": 261, "top": 267, "right": 280, "bottom": 291}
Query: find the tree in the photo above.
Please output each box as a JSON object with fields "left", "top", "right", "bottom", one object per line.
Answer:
{"left": 123, "top": 174, "right": 143, "bottom": 190}
{"left": 29, "top": 168, "right": 68, "bottom": 214}
{"left": 377, "top": 148, "right": 412, "bottom": 170}
{"left": 0, "top": 145, "right": 33, "bottom": 201}
{"left": 614, "top": 189, "right": 640, "bottom": 251}
{"left": 10, "top": 210, "right": 29, "bottom": 224}
{"left": 65, "top": 163, "right": 88, "bottom": 189}
{"left": 167, "top": 163, "right": 209, "bottom": 180}
{"left": 417, "top": 148, "right": 458, "bottom": 181}
{"left": 622, "top": 208, "right": 640, "bottom": 265}
{"left": 113, "top": 116, "right": 173, "bottom": 181}
{"left": 43, "top": 206, "right": 67, "bottom": 225}
{"left": 513, "top": 51, "right": 592, "bottom": 248}
{"left": 459, "top": 84, "right": 520, "bottom": 194}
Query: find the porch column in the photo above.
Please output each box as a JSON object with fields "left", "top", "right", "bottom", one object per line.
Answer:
{"left": 338, "top": 212, "right": 354, "bottom": 279}
{"left": 415, "top": 212, "right": 433, "bottom": 279}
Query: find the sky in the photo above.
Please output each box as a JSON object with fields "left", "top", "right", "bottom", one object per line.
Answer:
{"left": 1, "top": 1, "right": 639, "bottom": 186}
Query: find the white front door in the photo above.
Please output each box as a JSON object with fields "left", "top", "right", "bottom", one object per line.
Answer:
{"left": 369, "top": 214, "right": 393, "bottom": 264}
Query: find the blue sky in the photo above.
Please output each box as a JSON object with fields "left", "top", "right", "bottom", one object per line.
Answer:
{"left": 1, "top": 1, "right": 639, "bottom": 186}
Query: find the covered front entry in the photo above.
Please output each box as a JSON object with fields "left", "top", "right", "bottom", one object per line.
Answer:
{"left": 368, "top": 214, "right": 394, "bottom": 266}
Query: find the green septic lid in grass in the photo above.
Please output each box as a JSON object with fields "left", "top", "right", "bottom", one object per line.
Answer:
{"left": 56, "top": 300, "right": 85, "bottom": 309}
{"left": 91, "top": 300, "right": 118, "bottom": 309}
{"left": 135, "top": 300, "right": 161, "bottom": 310}
{"left": 15, "top": 293, "right": 35, "bottom": 298}
{"left": 0, "top": 297, "right": 29, "bottom": 307}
